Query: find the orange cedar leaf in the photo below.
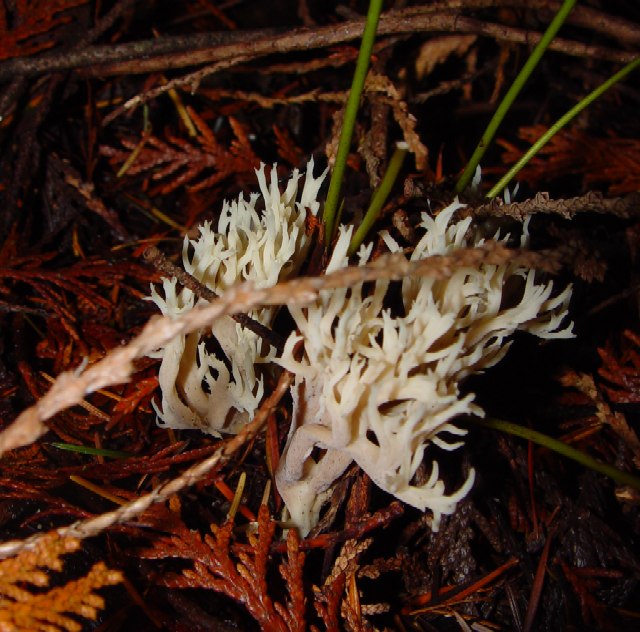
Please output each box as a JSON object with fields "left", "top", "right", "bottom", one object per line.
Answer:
{"left": 496, "top": 126, "right": 640, "bottom": 195}
{"left": 273, "top": 125, "right": 305, "bottom": 167}
{"left": 111, "top": 376, "right": 159, "bottom": 419}
{"left": 0, "top": 532, "right": 121, "bottom": 632}
{"left": 0, "top": 0, "right": 89, "bottom": 62}
{"left": 137, "top": 504, "right": 304, "bottom": 631}
{"left": 101, "top": 110, "right": 260, "bottom": 196}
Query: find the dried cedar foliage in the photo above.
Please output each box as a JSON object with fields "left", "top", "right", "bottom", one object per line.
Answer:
{"left": 0, "top": 533, "right": 121, "bottom": 631}
{"left": 0, "top": 0, "right": 638, "bottom": 630}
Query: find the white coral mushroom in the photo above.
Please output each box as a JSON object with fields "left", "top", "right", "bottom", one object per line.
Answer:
{"left": 276, "top": 201, "right": 573, "bottom": 535}
{"left": 149, "top": 159, "right": 327, "bottom": 436}
{"left": 147, "top": 158, "right": 573, "bottom": 537}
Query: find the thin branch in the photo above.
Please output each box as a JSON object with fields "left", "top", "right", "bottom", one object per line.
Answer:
{"left": 0, "top": 30, "right": 271, "bottom": 81}
{"left": 102, "top": 11, "right": 639, "bottom": 124}
{"left": 471, "top": 191, "right": 640, "bottom": 221}
{"left": 91, "top": 11, "right": 639, "bottom": 77}
{"left": 555, "top": 1, "right": 640, "bottom": 46}
{"left": 143, "top": 246, "right": 286, "bottom": 352}
{"left": 0, "top": 370, "right": 294, "bottom": 559}
{"left": 0, "top": 242, "right": 562, "bottom": 459}
{"left": 0, "top": 3, "right": 635, "bottom": 83}
{"left": 78, "top": 0, "right": 142, "bottom": 47}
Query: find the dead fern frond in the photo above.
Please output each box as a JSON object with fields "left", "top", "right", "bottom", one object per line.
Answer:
{"left": 599, "top": 330, "right": 640, "bottom": 405}
{"left": 0, "top": 532, "right": 121, "bottom": 632}
{"left": 0, "top": 0, "right": 88, "bottom": 61}
{"left": 365, "top": 71, "right": 428, "bottom": 172}
{"left": 101, "top": 110, "right": 260, "bottom": 195}
{"left": 141, "top": 504, "right": 306, "bottom": 631}
{"left": 561, "top": 360, "right": 640, "bottom": 469}
{"left": 313, "top": 538, "right": 373, "bottom": 632}
{"left": 276, "top": 527, "right": 306, "bottom": 632}
{"left": 497, "top": 126, "right": 640, "bottom": 195}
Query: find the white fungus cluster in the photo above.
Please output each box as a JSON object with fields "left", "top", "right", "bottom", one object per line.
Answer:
{"left": 149, "top": 160, "right": 326, "bottom": 436}
{"left": 277, "top": 202, "right": 573, "bottom": 534}
{"left": 149, "top": 160, "right": 573, "bottom": 535}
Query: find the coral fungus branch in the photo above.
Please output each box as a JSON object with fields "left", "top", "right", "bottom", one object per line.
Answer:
{"left": 0, "top": 242, "right": 559, "bottom": 458}
{"left": 144, "top": 245, "right": 286, "bottom": 351}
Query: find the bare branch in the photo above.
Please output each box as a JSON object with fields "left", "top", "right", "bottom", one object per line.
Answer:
{"left": 0, "top": 370, "right": 293, "bottom": 559}
{"left": 0, "top": 2, "right": 634, "bottom": 83}
{"left": 0, "top": 242, "right": 560, "bottom": 459}
{"left": 472, "top": 191, "right": 640, "bottom": 221}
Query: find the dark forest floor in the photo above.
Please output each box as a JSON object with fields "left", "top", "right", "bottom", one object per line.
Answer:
{"left": 0, "top": 1, "right": 639, "bottom": 630}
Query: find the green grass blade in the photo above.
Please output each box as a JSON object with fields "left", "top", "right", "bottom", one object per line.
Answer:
{"left": 472, "top": 417, "right": 640, "bottom": 491}
{"left": 323, "top": 0, "right": 384, "bottom": 243}
{"left": 50, "top": 442, "right": 131, "bottom": 459}
{"left": 348, "top": 142, "right": 408, "bottom": 256}
{"left": 455, "top": 0, "right": 578, "bottom": 194}
{"left": 486, "top": 55, "right": 640, "bottom": 199}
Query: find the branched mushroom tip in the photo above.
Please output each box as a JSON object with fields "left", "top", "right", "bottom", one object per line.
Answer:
{"left": 149, "top": 159, "right": 327, "bottom": 436}
{"left": 149, "top": 161, "right": 573, "bottom": 536}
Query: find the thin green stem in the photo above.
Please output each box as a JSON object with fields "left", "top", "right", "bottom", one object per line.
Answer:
{"left": 486, "top": 56, "right": 640, "bottom": 199}
{"left": 323, "top": 0, "right": 383, "bottom": 243}
{"left": 454, "top": 0, "right": 577, "bottom": 194}
{"left": 471, "top": 417, "right": 640, "bottom": 491}
{"left": 348, "top": 142, "right": 408, "bottom": 256}
{"left": 51, "top": 442, "right": 131, "bottom": 459}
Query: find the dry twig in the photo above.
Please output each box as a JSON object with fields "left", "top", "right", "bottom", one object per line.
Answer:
{"left": 472, "top": 191, "right": 640, "bottom": 221}
{"left": 0, "top": 369, "right": 293, "bottom": 559}
{"left": 0, "top": 242, "right": 560, "bottom": 460}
